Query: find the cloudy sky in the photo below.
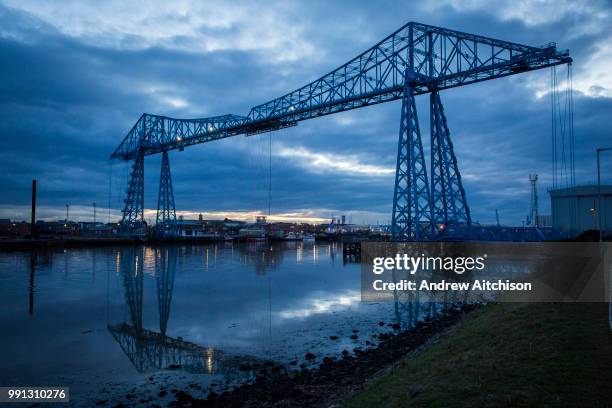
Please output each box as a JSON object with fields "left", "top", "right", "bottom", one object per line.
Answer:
{"left": 0, "top": 0, "right": 611, "bottom": 225}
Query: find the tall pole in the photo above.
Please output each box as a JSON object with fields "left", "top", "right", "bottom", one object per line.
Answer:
{"left": 598, "top": 150, "right": 601, "bottom": 243}
{"left": 596, "top": 148, "right": 612, "bottom": 333}
{"left": 268, "top": 132, "right": 272, "bottom": 217}
{"left": 597, "top": 147, "right": 611, "bottom": 242}
{"left": 108, "top": 160, "right": 111, "bottom": 224}
{"left": 31, "top": 180, "right": 36, "bottom": 237}
{"left": 93, "top": 202, "right": 97, "bottom": 225}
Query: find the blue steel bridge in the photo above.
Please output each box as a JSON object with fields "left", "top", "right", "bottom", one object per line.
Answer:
{"left": 110, "top": 21, "right": 572, "bottom": 241}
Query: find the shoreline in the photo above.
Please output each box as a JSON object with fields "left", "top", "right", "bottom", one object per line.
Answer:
{"left": 0, "top": 236, "right": 343, "bottom": 251}
{"left": 0, "top": 237, "right": 144, "bottom": 250}
{"left": 108, "top": 303, "right": 478, "bottom": 407}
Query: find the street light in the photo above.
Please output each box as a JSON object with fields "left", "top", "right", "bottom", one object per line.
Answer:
{"left": 600, "top": 148, "right": 612, "bottom": 333}
{"left": 597, "top": 147, "right": 611, "bottom": 242}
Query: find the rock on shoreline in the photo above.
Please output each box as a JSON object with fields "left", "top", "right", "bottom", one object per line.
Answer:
{"left": 154, "top": 304, "right": 479, "bottom": 407}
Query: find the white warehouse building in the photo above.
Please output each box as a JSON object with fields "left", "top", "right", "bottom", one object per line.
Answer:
{"left": 549, "top": 185, "right": 612, "bottom": 238}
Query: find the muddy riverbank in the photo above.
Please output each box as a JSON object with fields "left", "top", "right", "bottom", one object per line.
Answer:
{"left": 111, "top": 303, "right": 478, "bottom": 407}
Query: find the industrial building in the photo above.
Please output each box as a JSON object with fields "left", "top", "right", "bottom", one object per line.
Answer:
{"left": 549, "top": 185, "right": 612, "bottom": 238}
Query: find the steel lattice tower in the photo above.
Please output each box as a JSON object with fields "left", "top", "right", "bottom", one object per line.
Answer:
{"left": 391, "top": 81, "right": 433, "bottom": 241}
{"left": 121, "top": 152, "right": 145, "bottom": 231}
{"left": 430, "top": 91, "right": 471, "bottom": 229}
{"left": 156, "top": 151, "right": 177, "bottom": 231}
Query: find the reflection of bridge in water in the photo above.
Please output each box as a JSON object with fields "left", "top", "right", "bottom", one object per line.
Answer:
{"left": 108, "top": 246, "right": 268, "bottom": 375}
{"left": 389, "top": 245, "right": 547, "bottom": 330}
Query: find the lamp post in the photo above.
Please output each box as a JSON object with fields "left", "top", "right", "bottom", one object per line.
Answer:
{"left": 600, "top": 148, "right": 612, "bottom": 332}
{"left": 597, "top": 147, "right": 611, "bottom": 242}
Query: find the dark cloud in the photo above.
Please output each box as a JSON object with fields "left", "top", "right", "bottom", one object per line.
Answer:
{"left": 0, "top": 1, "right": 611, "bottom": 225}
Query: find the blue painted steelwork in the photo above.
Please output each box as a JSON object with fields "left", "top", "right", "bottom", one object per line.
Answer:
{"left": 121, "top": 153, "right": 145, "bottom": 233}
{"left": 439, "top": 224, "right": 564, "bottom": 242}
{"left": 111, "top": 22, "right": 570, "bottom": 161}
{"left": 391, "top": 80, "right": 433, "bottom": 241}
{"left": 156, "top": 151, "right": 177, "bottom": 235}
{"left": 112, "top": 114, "right": 249, "bottom": 160}
{"left": 110, "top": 21, "right": 571, "bottom": 240}
{"left": 430, "top": 91, "right": 471, "bottom": 229}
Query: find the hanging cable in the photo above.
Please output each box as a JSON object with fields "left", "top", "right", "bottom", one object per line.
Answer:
{"left": 268, "top": 131, "right": 272, "bottom": 217}
{"left": 551, "top": 64, "right": 575, "bottom": 190}
{"left": 568, "top": 63, "right": 575, "bottom": 187}
{"left": 551, "top": 67, "right": 557, "bottom": 189}
{"left": 108, "top": 160, "right": 112, "bottom": 224}
{"left": 559, "top": 66, "right": 566, "bottom": 187}
{"left": 557, "top": 65, "right": 567, "bottom": 188}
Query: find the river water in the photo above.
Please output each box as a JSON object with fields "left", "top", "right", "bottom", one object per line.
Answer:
{"left": 0, "top": 242, "right": 431, "bottom": 405}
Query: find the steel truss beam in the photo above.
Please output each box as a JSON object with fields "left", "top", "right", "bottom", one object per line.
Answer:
{"left": 156, "top": 151, "right": 177, "bottom": 232}
{"left": 121, "top": 153, "right": 145, "bottom": 231}
{"left": 430, "top": 91, "right": 471, "bottom": 229}
{"left": 391, "top": 81, "right": 433, "bottom": 241}
{"left": 111, "top": 22, "right": 570, "bottom": 161}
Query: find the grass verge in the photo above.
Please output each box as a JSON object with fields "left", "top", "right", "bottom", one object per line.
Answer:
{"left": 345, "top": 303, "right": 612, "bottom": 408}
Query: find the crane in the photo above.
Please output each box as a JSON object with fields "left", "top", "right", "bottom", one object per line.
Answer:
{"left": 110, "top": 21, "right": 571, "bottom": 241}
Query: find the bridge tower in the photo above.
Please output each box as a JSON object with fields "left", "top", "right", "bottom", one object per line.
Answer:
{"left": 156, "top": 151, "right": 177, "bottom": 235}
{"left": 391, "top": 80, "right": 433, "bottom": 241}
{"left": 121, "top": 152, "right": 145, "bottom": 232}
{"left": 430, "top": 91, "right": 471, "bottom": 230}
{"left": 391, "top": 80, "right": 471, "bottom": 240}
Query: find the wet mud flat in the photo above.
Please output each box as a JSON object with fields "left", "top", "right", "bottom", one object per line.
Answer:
{"left": 135, "top": 303, "right": 478, "bottom": 407}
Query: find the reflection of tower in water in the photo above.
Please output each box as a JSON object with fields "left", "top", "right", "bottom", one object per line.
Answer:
{"left": 391, "top": 267, "right": 425, "bottom": 330}
{"left": 156, "top": 247, "right": 176, "bottom": 337}
{"left": 390, "top": 265, "right": 462, "bottom": 331}
{"left": 122, "top": 247, "right": 144, "bottom": 332}
{"left": 108, "top": 246, "right": 267, "bottom": 376}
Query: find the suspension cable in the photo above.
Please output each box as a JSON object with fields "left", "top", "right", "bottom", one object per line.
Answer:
{"left": 551, "top": 67, "right": 557, "bottom": 189}
{"left": 268, "top": 131, "right": 272, "bottom": 217}
{"left": 108, "top": 160, "right": 112, "bottom": 223}
{"left": 551, "top": 64, "right": 575, "bottom": 190}
{"left": 568, "top": 63, "right": 575, "bottom": 187}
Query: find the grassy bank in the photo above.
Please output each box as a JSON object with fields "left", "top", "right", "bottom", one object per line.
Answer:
{"left": 346, "top": 303, "right": 612, "bottom": 408}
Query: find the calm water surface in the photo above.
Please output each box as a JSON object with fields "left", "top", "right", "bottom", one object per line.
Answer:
{"left": 0, "top": 242, "right": 427, "bottom": 405}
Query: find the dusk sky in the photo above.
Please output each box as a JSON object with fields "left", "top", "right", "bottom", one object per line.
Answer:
{"left": 0, "top": 0, "right": 611, "bottom": 225}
